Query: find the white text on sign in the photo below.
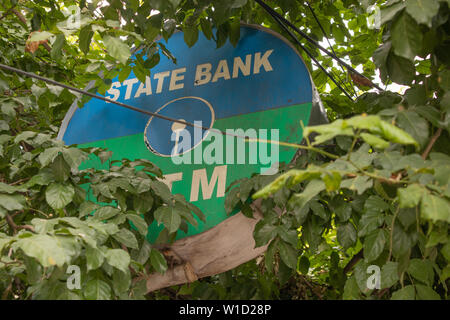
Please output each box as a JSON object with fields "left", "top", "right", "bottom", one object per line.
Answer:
{"left": 105, "top": 50, "right": 274, "bottom": 101}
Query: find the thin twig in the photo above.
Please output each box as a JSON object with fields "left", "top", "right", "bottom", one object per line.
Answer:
{"left": 9, "top": 177, "right": 30, "bottom": 186}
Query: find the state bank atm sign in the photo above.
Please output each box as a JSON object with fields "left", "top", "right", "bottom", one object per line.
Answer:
{"left": 59, "top": 24, "right": 315, "bottom": 242}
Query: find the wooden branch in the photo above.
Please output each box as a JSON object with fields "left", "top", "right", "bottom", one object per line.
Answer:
{"left": 422, "top": 128, "right": 443, "bottom": 160}
{"left": 12, "top": 9, "right": 26, "bottom": 26}
{"left": 5, "top": 213, "right": 35, "bottom": 234}
{"left": 343, "top": 249, "right": 363, "bottom": 274}
{"left": 146, "top": 202, "right": 267, "bottom": 293}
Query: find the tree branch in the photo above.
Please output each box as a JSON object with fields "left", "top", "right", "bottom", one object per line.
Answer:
{"left": 5, "top": 213, "right": 35, "bottom": 234}
{"left": 422, "top": 128, "right": 443, "bottom": 160}
{"left": 343, "top": 249, "right": 364, "bottom": 274}
{"left": 11, "top": 9, "right": 26, "bottom": 26}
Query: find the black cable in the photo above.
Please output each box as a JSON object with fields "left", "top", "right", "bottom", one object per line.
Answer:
{"left": 271, "top": 14, "right": 355, "bottom": 101}
{"left": 0, "top": 63, "right": 311, "bottom": 150}
{"left": 255, "top": 0, "right": 383, "bottom": 92}
{"left": 305, "top": 1, "right": 358, "bottom": 98}
{"left": 0, "top": 63, "right": 215, "bottom": 133}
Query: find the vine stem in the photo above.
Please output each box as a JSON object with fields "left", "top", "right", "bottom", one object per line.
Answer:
{"left": 387, "top": 207, "right": 400, "bottom": 262}
{"left": 246, "top": 138, "right": 340, "bottom": 160}
{"left": 347, "top": 159, "right": 409, "bottom": 185}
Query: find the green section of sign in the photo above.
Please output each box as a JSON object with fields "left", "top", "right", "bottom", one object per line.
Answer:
{"left": 78, "top": 102, "right": 312, "bottom": 241}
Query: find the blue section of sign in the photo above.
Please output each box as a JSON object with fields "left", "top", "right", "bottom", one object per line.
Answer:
{"left": 63, "top": 25, "right": 312, "bottom": 145}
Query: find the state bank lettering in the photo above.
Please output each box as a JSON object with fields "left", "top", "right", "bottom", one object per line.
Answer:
{"left": 105, "top": 50, "right": 274, "bottom": 101}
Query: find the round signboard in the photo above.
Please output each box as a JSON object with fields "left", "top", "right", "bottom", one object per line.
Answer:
{"left": 59, "top": 24, "right": 326, "bottom": 289}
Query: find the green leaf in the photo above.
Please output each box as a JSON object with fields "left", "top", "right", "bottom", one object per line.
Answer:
{"left": 387, "top": 54, "right": 416, "bottom": 85}
{"left": 94, "top": 206, "right": 120, "bottom": 220}
{"left": 23, "top": 255, "right": 42, "bottom": 284}
{"left": 380, "top": 2, "right": 406, "bottom": 25}
{"left": 30, "top": 31, "right": 53, "bottom": 42}
{"left": 442, "top": 242, "right": 450, "bottom": 261}
{"left": 83, "top": 279, "right": 112, "bottom": 300}
{"left": 0, "top": 120, "right": 9, "bottom": 132}
{"left": 102, "top": 35, "right": 131, "bottom": 64}
{"left": 304, "top": 120, "right": 353, "bottom": 145}
{"left": 200, "top": 18, "right": 212, "bottom": 40}
{"left": 392, "top": 222, "right": 412, "bottom": 258}
{"left": 420, "top": 193, "right": 450, "bottom": 223}
{"left": 343, "top": 275, "right": 360, "bottom": 300}
{"left": 406, "top": 0, "right": 440, "bottom": 27}
{"left": 415, "top": 284, "right": 440, "bottom": 300}
{"left": 337, "top": 222, "right": 357, "bottom": 250}
{"left": 277, "top": 240, "right": 298, "bottom": 269}
{"left": 154, "top": 206, "right": 181, "bottom": 234}
{"left": 0, "top": 194, "right": 25, "bottom": 211}
{"left": 265, "top": 239, "right": 277, "bottom": 273}
{"left": 62, "top": 148, "right": 89, "bottom": 170}
{"left": 373, "top": 42, "right": 392, "bottom": 78}
{"left": 381, "top": 261, "right": 399, "bottom": 289}
{"left": 86, "top": 245, "right": 105, "bottom": 271}
{"left": 14, "top": 234, "right": 69, "bottom": 267}
{"left": 360, "top": 133, "right": 390, "bottom": 149}
{"left": 45, "top": 183, "right": 75, "bottom": 210}
{"left": 331, "top": 197, "right": 352, "bottom": 222}
{"left": 398, "top": 184, "right": 426, "bottom": 208}
{"left": 354, "top": 261, "right": 370, "bottom": 293}
{"left": 408, "top": 259, "right": 435, "bottom": 286}
{"left": 288, "top": 180, "right": 326, "bottom": 210}
{"left": 127, "top": 214, "right": 148, "bottom": 236}
{"left": 105, "top": 248, "right": 130, "bottom": 272}
{"left": 229, "top": 18, "right": 240, "bottom": 47}
{"left": 322, "top": 171, "right": 342, "bottom": 192}
{"left": 150, "top": 248, "right": 168, "bottom": 274}
{"left": 51, "top": 34, "right": 65, "bottom": 59}
{"left": 396, "top": 111, "right": 429, "bottom": 148}
{"left": 364, "top": 229, "right": 386, "bottom": 262}
{"left": 137, "top": 240, "right": 152, "bottom": 265}
{"left": 51, "top": 154, "right": 71, "bottom": 182}
{"left": 358, "top": 201, "right": 385, "bottom": 236}
{"left": 183, "top": 26, "right": 199, "bottom": 48}
{"left": 112, "top": 268, "right": 131, "bottom": 295}
{"left": 112, "top": 228, "right": 139, "bottom": 249}
{"left": 341, "top": 176, "right": 373, "bottom": 195}
{"left": 398, "top": 208, "right": 417, "bottom": 229}
{"left": 439, "top": 70, "right": 450, "bottom": 91}
{"left": 378, "top": 120, "right": 419, "bottom": 148}
{"left": 391, "top": 285, "right": 415, "bottom": 300}
{"left": 298, "top": 255, "right": 310, "bottom": 275}
{"left": 391, "top": 12, "right": 423, "bottom": 61}
{"left": 38, "top": 147, "right": 61, "bottom": 167}
{"left": 79, "top": 25, "right": 94, "bottom": 55}
{"left": 253, "top": 219, "right": 277, "bottom": 247}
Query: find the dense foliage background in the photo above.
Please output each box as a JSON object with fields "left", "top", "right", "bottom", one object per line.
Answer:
{"left": 0, "top": 0, "right": 449, "bottom": 300}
